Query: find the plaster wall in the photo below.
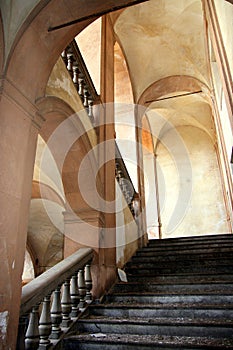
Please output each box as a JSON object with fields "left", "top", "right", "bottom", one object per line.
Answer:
{"left": 114, "top": 41, "right": 138, "bottom": 191}
{"left": 157, "top": 126, "right": 228, "bottom": 238}
{"left": 143, "top": 153, "right": 159, "bottom": 238}
{"left": 33, "top": 134, "right": 65, "bottom": 200}
{"left": 214, "top": 0, "right": 233, "bottom": 79}
{"left": 75, "top": 18, "right": 101, "bottom": 95}
{"left": 46, "top": 57, "right": 97, "bottom": 149}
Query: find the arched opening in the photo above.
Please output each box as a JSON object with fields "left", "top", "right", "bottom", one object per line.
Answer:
{"left": 143, "top": 86, "right": 230, "bottom": 238}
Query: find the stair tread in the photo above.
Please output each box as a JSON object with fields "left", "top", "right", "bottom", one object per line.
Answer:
{"left": 91, "top": 302, "right": 233, "bottom": 309}
{"left": 65, "top": 333, "right": 233, "bottom": 349}
{"left": 108, "top": 291, "right": 233, "bottom": 296}
{"left": 80, "top": 316, "right": 233, "bottom": 326}
{"left": 115, "top": 281, "right": 233, "bottom": 286}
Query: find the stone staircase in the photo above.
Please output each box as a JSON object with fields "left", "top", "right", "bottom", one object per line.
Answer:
{"left": 63, "top": 234, "right": 233, "bottom": 349}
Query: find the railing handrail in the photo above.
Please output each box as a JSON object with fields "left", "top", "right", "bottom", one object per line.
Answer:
{"left": 68, "top": 40, "right": 100, "bottom": 103}
{"left": 20, "top": 248, "right": 93, "bottom": 316}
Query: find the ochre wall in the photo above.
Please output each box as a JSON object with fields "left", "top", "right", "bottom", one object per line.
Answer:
{"left": 157, "top": 126, "right": 229, "bottom": 238}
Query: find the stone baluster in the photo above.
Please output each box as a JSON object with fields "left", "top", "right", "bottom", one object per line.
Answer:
{"left": 116, "top": 167, "right": 121, "bottom": 182}
{"left": 38, "top": 295, "right": 52, "bottom": 349}
{"left": 17, "top": 315, "right": 28, "bottom": 350}
{"left": 78, "top": 268, "right": 86, "bottom": 311}
{"left": 61, "top": 279, "right": 72, "bottom": 327}
{"left": 78, "top": 74, "right": 84, "bottom": 103}
{"left": 70, "top": 273, "right": 79, "bottom": 317}
{"left": 72, "top": 64, "right": 79, "bottom": 92}
{"left": 25, "top": 305, "right": 40, "bottom": 350}
{"left": 61, "top": 49, "right": 68, "bottom": 66}
{"left": 67, "top": 53, "right": 73, "bottom": 78}
{"left": 119, "top": 175, "right": 124, "bottom": 188}
{"left": 83, "top": 87, "right": 89, "bottom": 113}
{"left": 50, "top": 287, "right": 62, "bottom": 339}
{"left": 85, "top": 263, "right": 92, "bottom": 304}
{"left": 124, "top": 189, "right": 130, "bottom": 204}
{"left": 88, "top": 99, "right": 95, "bottom": 124}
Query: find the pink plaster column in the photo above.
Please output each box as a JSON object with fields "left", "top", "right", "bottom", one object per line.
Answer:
{"left": 0, "top": 79, "right": 42, "bottom": 349}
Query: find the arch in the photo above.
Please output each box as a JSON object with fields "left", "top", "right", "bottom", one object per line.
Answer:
{"left": 32, "top": 180, "right": 65, "bottom": 207}
{"left": 36, "top": 95, "right": 101, "bottom": 215}
{"left": 137, "top": 75, "right": 211, "bottom": 106}
{"left": 5, "top": 0, "right": 140, "bottom": 102}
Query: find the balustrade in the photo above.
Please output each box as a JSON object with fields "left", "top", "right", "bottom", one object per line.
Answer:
{"left": 61, "top": 40, "right": 99, "bottom": 126}
{"left": 115, "top": 143, "right": 138, "bottom": 219}
{"left": 17, "top": 248, "right": 93, "bottom": 350}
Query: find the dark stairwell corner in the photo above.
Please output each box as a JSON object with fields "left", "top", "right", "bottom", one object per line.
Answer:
{"left": 63, "top": 234, "right": 233, "bottom": 350}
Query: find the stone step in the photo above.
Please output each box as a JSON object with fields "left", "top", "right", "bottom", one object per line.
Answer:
{"left": 74, "top": 316, "right": 233, "bottom": 338}
{"left": 148, "top": 234, "right": 232, "bottom": 244}
{"left": 127, "top": 273, "right": 233, "bottom": 283}
{"left": 136, "top": 246, "right": 233, "bottom": 257}
{"left": 106, "top": 292, "right": 233, "bottom": 305}
{"left": 126, "top": 258, "right": 233, "bottom": 269}
{"left": 63, "top": 333, "right": 233, "bottom": 350}
{"left": 125, "top": 264, "right": 233, "bottom": 275}
{"left": 145, "top": 241, "right": 233, "bottom": 251}
{"left": 89, "top": 303, "right": 233, "bottom": 319}
{"left": 131, "top": 252, "right": 233, "bottom": 263}
{"left": 111, "top": 281, "right": 233, "bottom": 293}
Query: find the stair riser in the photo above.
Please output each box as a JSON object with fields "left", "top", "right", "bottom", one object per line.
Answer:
{"left": 75, "top": 322, "right": 233, "bottom": 338}
{"left": 148, "top": 234, "right": 232, "bottom": 243}
{"left": 127, "top": 274, "right": 233, "bottom": 283}
{"left": 131, "top": 256, "right": 233, "bottom": 264}
{"left": 136, "top": 249, "right": 233, "bottom": 257}
{"left": 147, "top": 239, "right": 233, "bottom": 248}
{"left": 90, "top": 307, "right": 233, "bottom": 319}
{"left": 127, "top": 261, "right": 233, "bottom": 269}
{"left": 107, "top": 295, "right": 233, "bottom": 304}
{"left": 125, "top": 266, "right": 233, "bottom": 275}
{"left": 63, "top": 339, "right": 231, "bottom": 350}
{"left": 112, "top": 283, "right": 233, "bottom": 293}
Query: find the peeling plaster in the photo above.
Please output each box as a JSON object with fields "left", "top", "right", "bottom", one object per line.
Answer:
{"left": 0, "top": 311, "right": 9, "bottom": 340}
